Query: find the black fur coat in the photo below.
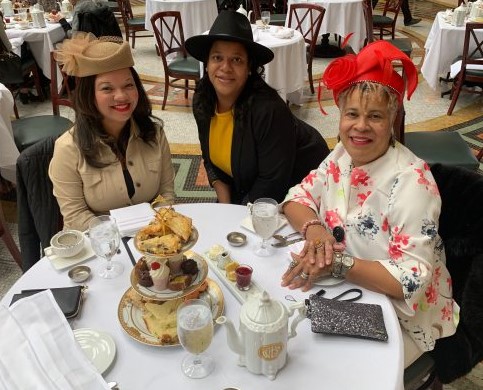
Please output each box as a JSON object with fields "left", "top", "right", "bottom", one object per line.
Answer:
{"left": 429, "top": 164, "right": 483, "bottom": 383}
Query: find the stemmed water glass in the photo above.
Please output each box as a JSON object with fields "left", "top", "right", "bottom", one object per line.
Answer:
{"left": 251, "top": 197, "right": 279, "bottom": 257}
{"left": 88, "top": 215, "right": 124, "bottom": 279}
{"left": 177, "top": 299, "right": 214, "bottom": 378}
{"left": 261, "top": 11, "right": 270, "bottom": 30}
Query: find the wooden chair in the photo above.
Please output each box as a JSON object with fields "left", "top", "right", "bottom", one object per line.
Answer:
{"left": 372, "top": 0, "right": 403, "bottom": 40}
{"left": 117, "top": 0, "right": 153, "bottom": 49}
{"left": 150, "top": 11, "right": 200, "bottom": 110}
{"left": 362, "top": 0, "right": 412, "bottom": 58}
{"left": 12, "top": 52, "right": 74, "bottom": 152}
{"left": 287, "top": 3, "right": 325, "bottom": 94}
{"left": 0, "top": 202, "right": 22, "bottom": 269}
{"left": 447, "top": 22, "right": 483, "bottom": 116}
{"left": 250, "top": 0, "right": 287, "bottom": 26}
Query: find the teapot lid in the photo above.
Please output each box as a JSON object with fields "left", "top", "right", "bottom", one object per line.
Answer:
{"left": 243, "top": 291, "right": 284, "bottom": 325}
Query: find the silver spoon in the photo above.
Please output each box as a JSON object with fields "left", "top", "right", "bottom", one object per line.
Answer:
{"left": 272, "top": 231, "right": 301, "bottom": 242}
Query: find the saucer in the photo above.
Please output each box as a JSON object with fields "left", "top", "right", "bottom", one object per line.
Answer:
{"left": 46, "top": 237, "right": 96, "bottom": 271}
{"left": 73, "top": 328, "right": 116, "bottom": 375}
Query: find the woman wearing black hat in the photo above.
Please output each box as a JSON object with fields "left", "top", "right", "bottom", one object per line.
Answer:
{"left": 185, "top": 11, "right": 329, "bottom": 205}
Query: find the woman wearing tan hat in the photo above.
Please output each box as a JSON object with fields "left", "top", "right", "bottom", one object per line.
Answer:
{"left": 185, "top": 11, "right": 329, "bottom": 205}
{"left": 280, "top": 41, "right": 458, "bottom": 367}
{"left": 49, "top": 33, "right": 174, "bottom": 231}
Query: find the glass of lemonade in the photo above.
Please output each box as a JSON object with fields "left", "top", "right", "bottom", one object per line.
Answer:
{"left": 261, "top": 10, "right": 270, "bottom": 30}
{"left": 251, "top": 197, "right": 278, "bottom": 257}
{"left": 177, "top": 299, "right": 214, "bottom": 378}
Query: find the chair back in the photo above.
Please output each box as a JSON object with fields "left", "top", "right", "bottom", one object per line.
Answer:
{"left": 287, "top": 4, "right": 325, "bottom": 59}
{"left": 382, "top": 0, "right": 403, "bottom": 18}
{"left": 150, "top": 11, "right": 187, "bottom": 72}
{"left": 50, "top": 52, "right": 75, "bottom": 116}
{"left": 362, "top": 0, "right": 375, "bottom": 46}
{"left": 250, "top": 0, "right": 262, "bottom": 22}
{"left": 117, "top": 0, "right": 135, "bottom": 24}
{"left": 0, "top": 202, "right": 21, "bottom": 269}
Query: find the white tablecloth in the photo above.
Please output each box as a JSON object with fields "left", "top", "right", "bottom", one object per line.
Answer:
{"left": 6, "top": 23, "right": 66, "bottom": 80}
{"left": 0, "top": 84, "right": 19, "bottom": 183}
{"left": 1, "top": 204, "right": 404, "bottom": 390}
{"left": 145, "top": 0, "right": 218, "bottom": 39}
{"left": 287, "top": 0, "right": 366, "bottom": 52}
{"left": 421, "top": 12, "right": 483, "bottom": 90}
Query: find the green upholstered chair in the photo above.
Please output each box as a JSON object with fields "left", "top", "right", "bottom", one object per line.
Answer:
{"left": 372, "top": 0, "right": 403, "bottom": 40}
{"left": 150, "top": 11, "right": 200, "bottom": 110}
{"left": 12, "top": 52, "right": 74, "bottom": 152}
{"left": 117, "top": 0, "right": 153, "bottom": 49}
{"left": 394, "top": 107, "right": 479, "bottom": 171}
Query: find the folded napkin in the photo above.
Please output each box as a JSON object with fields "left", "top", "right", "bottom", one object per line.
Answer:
{"left": 110, "top": 202, "right": 155, "bottom": 237}
{"left": 271, "top": 27, "right": 295, "bottom": 39}
{"left": 0, "top": 290, "right": 110, "bottom": 390}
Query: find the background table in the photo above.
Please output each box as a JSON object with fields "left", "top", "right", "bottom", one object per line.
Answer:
{"left": 287, "top": 0, "right": 366, "bottom": 53}
{"left": 1, "top": 203, "right": 404, "bottom": 390}
{"left": 145, "top": 0, "right": 218, "bottom": 39}
{"left": 0, "top": 84, "right": 19, "bottom": 184}
{"left": 421, "top": 12, "right": 483, "bottom": 90}
{"left": 6, "top": 23, "right": 65, "bottom": 81}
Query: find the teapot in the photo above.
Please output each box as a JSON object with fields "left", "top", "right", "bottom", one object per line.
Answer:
{"left": 30, "top": 4, "right": 46, "bottom": 28}
{"left": 1, "top": 0, "right": 13, "bottom": 17}
{"left": 236, "top": 4, "right": 253, "bottom": 23}
{"left": 453, "top": 3, "right": 466, "bottom": 26}
{"left": 469, "top": 0, "right": 483, "bottom": 19}
{"left": 216, "top": 291, "right": 306, "bottom": 380}
{"left": 57, "top": 0, "right": 72, "bottom": 16}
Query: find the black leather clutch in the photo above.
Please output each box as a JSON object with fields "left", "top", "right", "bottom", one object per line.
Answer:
{"left": 306, "top": 293, "right": 388, "bottom": 342}
{"left": 10, "top": 286, "right": 86, "bottom": 318}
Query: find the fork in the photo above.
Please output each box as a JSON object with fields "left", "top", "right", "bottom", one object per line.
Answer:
{"left": 272, "top": 231, "right": 300, "bottom": 242}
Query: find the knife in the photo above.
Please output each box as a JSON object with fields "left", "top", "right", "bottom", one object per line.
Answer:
{"left": 271, "top": 237, "right": 304, "bottom": 248}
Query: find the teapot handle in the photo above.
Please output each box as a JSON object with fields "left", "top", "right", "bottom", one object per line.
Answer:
{"left": 288, "top": 301, "right": 306, "bottom": 339}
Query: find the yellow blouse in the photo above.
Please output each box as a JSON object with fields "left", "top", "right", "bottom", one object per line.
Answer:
{"left": 209, "top": 110, "right": 234, "bottom": 177}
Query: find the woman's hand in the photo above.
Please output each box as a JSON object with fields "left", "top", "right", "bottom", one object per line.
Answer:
{"left": 303, "top": 224, "right": 336, "bottom": 267}
{"left": 281, "top": 252, "right": 332, "bottom": 292}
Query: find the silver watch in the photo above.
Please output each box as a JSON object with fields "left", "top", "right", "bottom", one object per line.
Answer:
{"left": 332, "top": 252, "right": 354, "bottom": 278}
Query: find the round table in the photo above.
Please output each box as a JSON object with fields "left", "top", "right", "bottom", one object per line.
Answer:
{"left": 287, "top": 0, "right": 366, "bottom": 53}
{"left": 144, "top": 0, "right": 218, "bottom": 40}
{"left": 1, "top": 203, "right": 404, "bottom": 390}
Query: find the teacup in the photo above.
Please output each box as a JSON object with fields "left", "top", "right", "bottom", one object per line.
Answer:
{"left": 17, "top": 21, "right": 29, "bottom": 29}
{"left": 45, "top": 230, "right": 85, "bottom": 258}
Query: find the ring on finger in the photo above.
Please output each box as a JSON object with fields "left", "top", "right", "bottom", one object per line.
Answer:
{"left": 300, "top": 271, "right": 309, "bottom": 280}
{"left": 289, "top": 260, "right": 298, "bottom": 270}
{"left": 314, "top": 239, "right": 324, "bottom": 249}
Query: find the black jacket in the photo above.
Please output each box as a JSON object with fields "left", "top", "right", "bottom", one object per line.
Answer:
{"left": 194, "top": 80, "right": 330, "bottom": 204}
{"left": 16, "top": 136, "right": 62, "bottom": 272}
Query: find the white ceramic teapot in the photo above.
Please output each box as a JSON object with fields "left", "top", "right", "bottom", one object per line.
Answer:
{"left": 30, "top": 3, "right": 46, "bottom": 28}
{"left": 216, "top": 291, "right": 306, "bottom": 380}
{"left": 1, "top": 0, "right": 14, "bottom": 17}
{"left": 453, "top": 3, "right": 467, "bottom": 26}
{"left": 236, "top": 4, "right": 253, "bottom": 23}
{"left": 469, "top": 0, "right": 483, "bottom": 19}
{"left": 57, "top": 0, "right": 72, "bottom": 16}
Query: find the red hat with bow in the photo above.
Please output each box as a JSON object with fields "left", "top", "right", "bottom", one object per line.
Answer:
{"left": 321, "top": 40, "right": 417, "bottom": 106}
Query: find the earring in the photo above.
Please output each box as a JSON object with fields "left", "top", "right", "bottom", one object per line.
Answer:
{"left": 390, "top": 133, "right": 396, "bottom": 147}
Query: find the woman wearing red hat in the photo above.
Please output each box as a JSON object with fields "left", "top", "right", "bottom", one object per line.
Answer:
{"left": 281, "top": 40, "right": 458, "bottom": 368}
{"left": 185, "top": 11, "right": 330, "bottom": 205}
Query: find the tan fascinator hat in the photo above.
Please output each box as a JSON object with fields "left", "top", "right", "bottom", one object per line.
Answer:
{"left": 54, "top": 32, "right": 134, "bottom": 77}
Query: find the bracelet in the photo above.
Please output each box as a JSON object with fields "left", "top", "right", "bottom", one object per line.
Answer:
{"left": 301, "top": 219, "right": 322, "bottom": 239}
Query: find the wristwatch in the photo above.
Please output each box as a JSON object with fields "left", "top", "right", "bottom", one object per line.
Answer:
{"left": 332, "top": 252, "right": 355, "bottom": 278}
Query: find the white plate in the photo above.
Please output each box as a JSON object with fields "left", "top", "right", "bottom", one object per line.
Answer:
{"left": 240, "top": 214, "right": 287, "bottom": 234}
{"left": 73, "top": 328, "right": 116, "bottom": 375}
{"left": 117, "top": 278, "right": 224, "bottom": 347}
{"left": 286, "top": 241, "right": 345, "bottom": 287}
{"left": 46, "top": 237, "right": 96, "bottom": 270}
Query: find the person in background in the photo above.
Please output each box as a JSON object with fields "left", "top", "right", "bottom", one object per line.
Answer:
{"left": 281, "top": 40, "right": 458, "bottom": 368}
{"left": 372, "top": 0, "right": 421, "bottom": 26}
{"left": 49, "top": 32, "right": 175, "bottom": 231}
{"left": 184, "top": 11, "right": 330, "bottom": 205}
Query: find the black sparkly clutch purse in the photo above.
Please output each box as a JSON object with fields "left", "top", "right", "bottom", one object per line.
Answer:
{"left": 306, "top": 291, "right": 388, "bottom": 342}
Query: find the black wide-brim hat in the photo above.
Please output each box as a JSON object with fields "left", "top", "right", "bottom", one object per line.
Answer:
{"left": 185, "top": 10, "right": 274, "bottom": 66}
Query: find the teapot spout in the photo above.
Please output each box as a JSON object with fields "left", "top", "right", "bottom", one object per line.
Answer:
{"left": 216, "top": 316, "right": 244, "bottom": 355}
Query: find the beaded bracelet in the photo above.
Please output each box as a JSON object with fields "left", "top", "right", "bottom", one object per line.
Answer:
{"left": 301, "top": 219, "right": 322, "bottom": 239}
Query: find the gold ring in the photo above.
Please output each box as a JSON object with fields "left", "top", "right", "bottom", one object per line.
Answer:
{"left": 314, "top": 239, "right": 324, "bottom": 249}
{"left": 289, "top": 260, "right": 298, "bottom": 270}
{"left": 300, "top": 272, "right": 309, "bottom": 280}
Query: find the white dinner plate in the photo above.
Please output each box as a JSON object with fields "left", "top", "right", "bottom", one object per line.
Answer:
{"left": 73, "top": 328, "right": 116, "bottom": 375}
{"left": 46, "top": 237, "right": 96, "bottom": 270}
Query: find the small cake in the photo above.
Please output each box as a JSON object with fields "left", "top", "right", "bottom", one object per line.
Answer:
{"left": 181, "top": 258, "right": 198, "bottom": 275}
{"left": 168, "top": 255, "right": 185, "bottom": 274}
{"left": 150, "top": 261, "right": 170, "bottom": 291}
{"left": 168, "top": 274, "right": 192, "bottom": 291}
{"left": 207, "top": 244, "right": 225, "bottom": 260}
{"left": 225, "top": 261, "right": 240, "bottom": 282}
{"left": 135, "top": 258, "right": 153, "bottom": 287}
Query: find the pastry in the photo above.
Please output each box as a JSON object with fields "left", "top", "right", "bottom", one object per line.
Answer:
{"left": 168, "top": 255, "right": 185, "bottom": 274}
{"left": 181, "top": 258, "right": 198, "bottom": 275}
{"left": 150, "top": 261, "right": 170, "bottom": 291}
{"left": 137, "top": 233, "right": 181, "bottom": 255}
{"left": 168, "top": 275, "right": 192, "bottom": 291}
{"left": 135, "top": 258, "right": 153, "bottom": 287}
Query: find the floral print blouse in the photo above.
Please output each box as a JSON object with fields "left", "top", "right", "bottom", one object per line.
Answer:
{"left": 284, "top": 142, "right": 459, "bottom": 351}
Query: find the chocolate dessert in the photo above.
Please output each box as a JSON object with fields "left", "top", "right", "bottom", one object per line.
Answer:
{"left": 135, "top": 258, "right": 153, "bottom": 287}
{"left": 181, "top": 259, "right": 198, "bottom": 275}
